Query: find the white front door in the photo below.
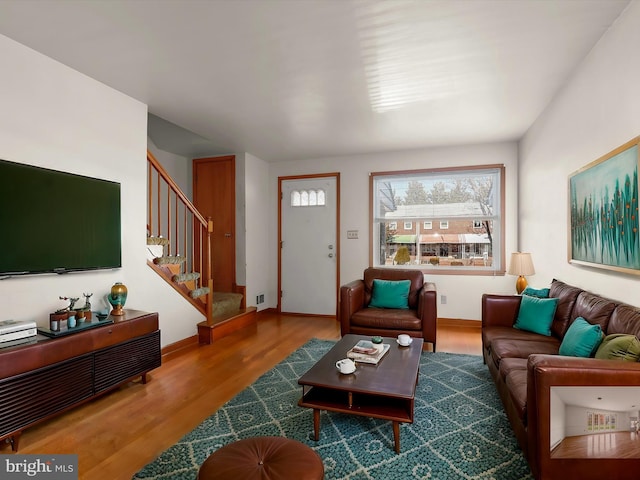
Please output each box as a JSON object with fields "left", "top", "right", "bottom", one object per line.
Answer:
{"left": 280, "top": 176, "right": 338, "bottom": 315}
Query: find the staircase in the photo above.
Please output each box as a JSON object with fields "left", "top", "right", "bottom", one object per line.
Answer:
{"left": 147, "top": 150, "right": 256, "bottom": 344}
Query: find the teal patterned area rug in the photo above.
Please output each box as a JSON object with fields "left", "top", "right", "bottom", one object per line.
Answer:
{"left": 133, "top": 339, "right": 533, "bottom": 480}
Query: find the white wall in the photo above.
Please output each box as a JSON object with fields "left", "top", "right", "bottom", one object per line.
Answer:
{"left": 245, "top": 153, "right": 271, "bottom": 311}
{"left": 0, "top": 34, "right": 202, "bottom": 347}
{"left": 147, "top": 138, "right": 191, "bottom": 195}
{"left": 520, "top": 2, "right": 640, "bottom": 302}
{"left": 565, "top": 406, "right": 630, "bottom": 437}
{"left": 268, "top": 142, "right": 519, "bottom": 320}
{"left": 550, "top": 388, "right": 566, "bottom": 450}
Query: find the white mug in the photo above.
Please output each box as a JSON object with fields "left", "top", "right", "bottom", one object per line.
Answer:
{"left": 336, "top": 358, "right": 356, "bottom": 374}
{"left": 398, "top": 334, "right": 411, "bottom": 346}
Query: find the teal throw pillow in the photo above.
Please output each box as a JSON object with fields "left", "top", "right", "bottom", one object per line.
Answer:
{"left": 594, "top": 334, "right": 640, "bottom": 362}
{"left": 522, "top": 286, "right": 550, "bottom": 298}
{"left": 559, "top": 317, "right": 604, "bottom": 357}
{"left": 514, "top": 295, "right": 558, "bottom": 336}
{"left": 369, "top": 279, "right": 410, "bottom": 309}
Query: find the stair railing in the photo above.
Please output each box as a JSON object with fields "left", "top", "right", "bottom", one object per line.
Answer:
{"left": 147, "top": 150, "right": 213, "bottom": 323}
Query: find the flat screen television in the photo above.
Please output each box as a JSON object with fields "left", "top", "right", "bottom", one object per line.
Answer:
{"left": 0, "top": 159, "right": 121, "bottom": 277}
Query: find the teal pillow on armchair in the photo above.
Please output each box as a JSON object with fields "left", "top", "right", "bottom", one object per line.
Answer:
{"left": 368, "top": 279, "right": 411, "bottom": 309}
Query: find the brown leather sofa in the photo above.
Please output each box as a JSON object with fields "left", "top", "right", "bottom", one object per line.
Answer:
{"left": 482, "top": 279, "right": 640, "bottom": 480}
{"left": 339, "top": 267, "right": 437, "bottom": 351}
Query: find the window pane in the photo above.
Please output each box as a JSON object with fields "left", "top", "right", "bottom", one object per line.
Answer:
{"left": 371, "top": 165, "right": 503, "bottom": 273}
{"left": 317, "top": 189, "right": 325, "bottom": 205}
{"left": 291, "top": 191, "right": 300, "bottom": 207}
{"left": 309, "top": 190, "right": 317, "bottom": 206}
{"left": 301, "top": 190, "right": 309, "bottom": 206}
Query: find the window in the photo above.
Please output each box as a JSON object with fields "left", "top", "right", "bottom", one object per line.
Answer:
{"left": 370, "top": 165, "right": 504, "bottom": 273}
{"left": 290, "top": 189, "right": 326, "bottom": 207}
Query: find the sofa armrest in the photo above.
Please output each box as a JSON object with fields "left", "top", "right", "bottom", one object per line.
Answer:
{"left": 418, "top": 282, "right": 437, "bottom": 346}
{"left": 482, "top": 294, "right": 521, "bottom": 329}
{"left": 526, "top": 354, "right": 640, "bottom": 478}
{"left": 339, "top": 279, "right": 365, "bottom": 335}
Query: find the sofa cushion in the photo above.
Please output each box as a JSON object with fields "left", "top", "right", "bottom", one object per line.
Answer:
{"left": 498, "top": 357, "right": 528, "bottom": 381}
{"left": 368, "top": 279, "right": 410, "bottom": 309}
{"left": 505, "top": 368, "right": 528, "bottom": 424}
{"left": 490, "top": 336, "right": 560, "bottom": 364}
{"left": 483, "top": 326, "right": 552, "bottom": 351}
{"left": 350, "top": 308, "right": 422, "bottom": 331}
{"left": 522, "top": 286, "right": 550, "bottom": 298}
{"left": 514, "top": 295, "right": 558, "bottom": 336}
{"left": 595, "top": 334, "right": 640, "bottom": 362}
{"left": 571, "top": 292, "right": 617, "bottom": 333}
{"left": 607, "top": 304, "right": 640, "bottom": 338}
{"left": 549, "top": 279, "right": 583, "bottom": 338}
{"left": 559, "top": 317, "right": 604, "bottom": 357}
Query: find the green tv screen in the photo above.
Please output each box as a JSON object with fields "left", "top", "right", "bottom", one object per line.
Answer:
{"left": 0, "top": 159, "right": 121, "bottom": 276}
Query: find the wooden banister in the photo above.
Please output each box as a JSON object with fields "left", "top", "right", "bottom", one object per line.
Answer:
{"left": 147, "top": 150, "right": 213, "bottom": 323}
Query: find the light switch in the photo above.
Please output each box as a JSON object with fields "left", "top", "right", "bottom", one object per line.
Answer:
{"left": 347, "top": 230, "right": 359, "bottom": 239}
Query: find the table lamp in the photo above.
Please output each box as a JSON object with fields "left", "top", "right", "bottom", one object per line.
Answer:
{"left": 507, "top": 252, "right": 535, "bottom": 294}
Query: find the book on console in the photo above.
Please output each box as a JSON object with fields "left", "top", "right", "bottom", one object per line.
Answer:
{"left": 347, "top": 340, "right": 390, "bottom": 364}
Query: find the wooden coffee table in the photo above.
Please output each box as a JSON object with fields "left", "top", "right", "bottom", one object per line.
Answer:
{"left": 298, "top": 334, "right": 423, "bottom": 453}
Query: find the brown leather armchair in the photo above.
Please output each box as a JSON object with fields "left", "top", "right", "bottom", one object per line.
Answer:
{"left": 339, "top": 267, "right": 437, "bottom": 351}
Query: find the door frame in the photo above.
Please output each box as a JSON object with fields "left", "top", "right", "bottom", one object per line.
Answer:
{"left": 278, "top": 172, "right": 340, "bottom": 315}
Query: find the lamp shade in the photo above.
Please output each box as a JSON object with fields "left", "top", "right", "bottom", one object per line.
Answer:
{"left": 507, "top": 252, "right": 535, "bottom": 276}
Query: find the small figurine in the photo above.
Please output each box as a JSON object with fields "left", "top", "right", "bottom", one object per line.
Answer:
{"left": 83, "top": 292, "right": 93, "bottom": 310}
{"left": 55, "top": 296, "right": 80, "bottom": 314}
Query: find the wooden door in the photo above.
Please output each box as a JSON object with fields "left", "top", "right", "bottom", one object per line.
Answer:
{"left": 193, "top": 156, "right": 235, "bottom": 293}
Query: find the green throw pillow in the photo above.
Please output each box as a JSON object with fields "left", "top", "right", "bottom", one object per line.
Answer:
{"left": 369, "top": 279, "right": 410, "bottom": 309}
{"left": 595, "top": 334, "right": 640, "bottom": 362}
{"left": 522, "top": 286, "right": 550, "bottom": 298}
{"left": 514, "top": 295, "right": 558, "bottom": 336}
{"left": 559, "top": 317, "right": 604, "bottom": 357}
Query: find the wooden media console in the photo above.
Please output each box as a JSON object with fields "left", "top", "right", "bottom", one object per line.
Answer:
{"left": 0, "top": 309, "right": 161, "bottom": 451}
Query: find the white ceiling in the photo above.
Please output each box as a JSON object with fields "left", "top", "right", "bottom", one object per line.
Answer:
{"left": 0, "top": 0, "right": 630, "bottom": 161}
{"left": 554, "top": 386, "right": 640, "bottom": 413}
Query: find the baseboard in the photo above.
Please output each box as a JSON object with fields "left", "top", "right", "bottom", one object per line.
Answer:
{"left": 438, "top": 318, "right": 481, "bottom": 329}
{"left": 161, "top": 334, "right": 199, "bottom": 359}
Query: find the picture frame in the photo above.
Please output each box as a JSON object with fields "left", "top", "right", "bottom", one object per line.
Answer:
{"left": 569, "top": 136, "right": 640, "bottom": 274}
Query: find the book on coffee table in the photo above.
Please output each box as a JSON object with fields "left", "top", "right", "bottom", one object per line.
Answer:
{"left": 347, "top": 340, "right": 391, "bottom": 364}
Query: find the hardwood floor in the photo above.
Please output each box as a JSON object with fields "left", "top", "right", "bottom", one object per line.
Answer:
{"left": 551, "top": 431, "right": 640, "bottom": 458}
{"left": 4, "top": 313, "right": 482, "bottom": 479}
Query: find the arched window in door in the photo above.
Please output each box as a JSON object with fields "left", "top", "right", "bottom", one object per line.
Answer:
{"left": 290, "top": 189, "right": 326, "bottom": 207}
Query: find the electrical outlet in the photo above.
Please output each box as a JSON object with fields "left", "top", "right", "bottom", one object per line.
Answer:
{"left": 259, "top": 294, "right": 264, "bottom": 303}
{"left": 347, "top": 230, "right": 359, "bottom": 239}
{"left": 441, "top": 295, "right": 447, "bottom": 305}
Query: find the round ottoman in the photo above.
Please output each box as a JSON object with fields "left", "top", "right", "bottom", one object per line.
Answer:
{"left": 197, "top": 436, "right": 324, "bottom": 480}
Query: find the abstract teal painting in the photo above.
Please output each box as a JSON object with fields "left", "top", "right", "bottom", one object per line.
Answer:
{"left": 569, "top": 137, "right": 640, "bottom": 274}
